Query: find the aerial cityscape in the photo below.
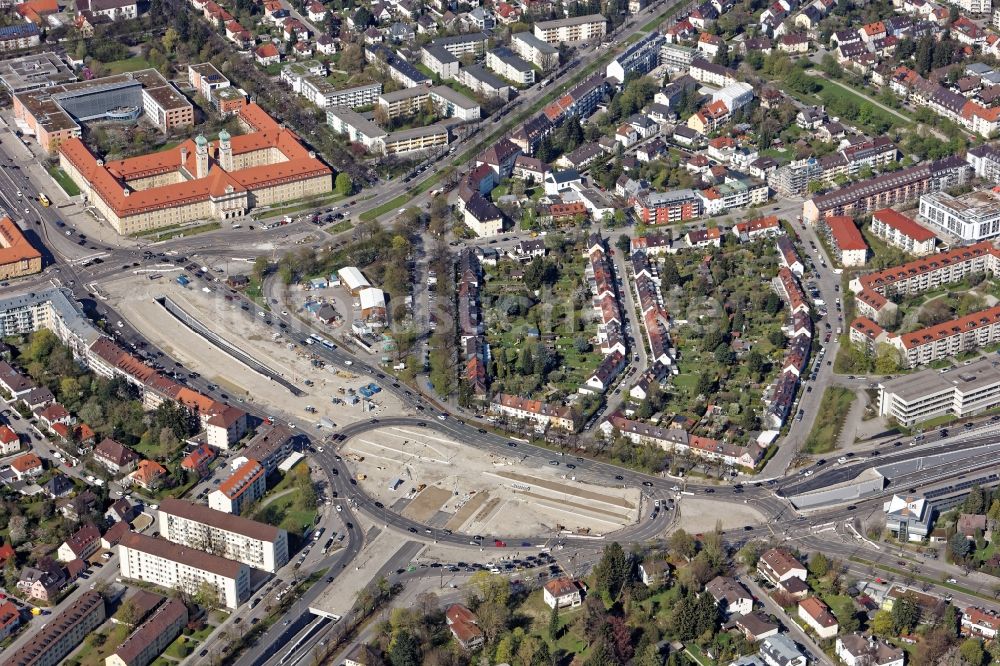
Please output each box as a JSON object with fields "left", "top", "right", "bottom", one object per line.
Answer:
{"left": 4, "top": 0, "right": 1000, "bottom": 664}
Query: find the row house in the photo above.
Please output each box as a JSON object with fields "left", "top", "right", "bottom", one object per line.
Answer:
{"left": 490, "top": 394, "right": 577, "bottom": 431}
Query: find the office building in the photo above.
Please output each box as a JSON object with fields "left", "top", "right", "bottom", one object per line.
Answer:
{"left": 884, "top": 494, "right": 932, "bottom": 541}
{"left": 870, "top": 208, "right": 936, "bottom": 256}
{"left": 158, "top": 498, "right": 289, "bottom": 573}
{"left": 15, "top": 69, "right": 193, "bottom": 154}
{"left": 118, "top": 532, "right": 250, "bottom": 609}
{"left": 60, "top": 103, "right": 332, "bottom": 235}
{"left": 879, "top": 355, "right": 1000, "bottom": 425}
{"left": 6, "top": 591, "right": 105, "bottom": 666}
{"left": 919, "top": 189, "right": 1000, "bottom": 242}
{"left": 533, "top": 15, "right": 607, "bottom": 43}
{"left": 0, "top": 52, "right": 77, "bottom": 94}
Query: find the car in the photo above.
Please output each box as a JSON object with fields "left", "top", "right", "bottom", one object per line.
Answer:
{"left": 743, "top": 525, "right": 753, "bottom": 531}
{"left": 437, "top": 413, "right": 447, "bottom": 420}
{"left": 642, "top": 481, "right": 653, "bottom": 487}
{"left": 615, "top": 475, "right": 624, "bottom": 480}
{"left": 566, "top": 463, "right": 576, "bottom": 469}
{"left": 507, "top": 441, "right": 517, "bottom": 447}
{"left": 846, "top": 505, "right": 857, "bottom": 510}
{"left": 549, "top": 460, "right": 559, "bottom": 466}
{"left": 804, "top": 470, "right": 814, "bottom": 476}
{"left": 704, "top": 488, "right": 715, "bottom": 493}
{"left": 336, "top": 505, "right": 342, "bottom": 512}
{"left": 408, "top": 527, "right": 418, "bottom": 533}
{"left": 477, "top": 428, "right": 487, "bottom": 434}
{"left": 946, "top": 577, "right": 957, "bottom": 584}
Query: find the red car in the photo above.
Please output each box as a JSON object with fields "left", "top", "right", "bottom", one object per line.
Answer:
{"left": 494, "top": 540, "right": 507, "bottom": 547}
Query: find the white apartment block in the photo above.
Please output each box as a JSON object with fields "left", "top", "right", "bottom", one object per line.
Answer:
{"left": 870, "top": 208, "right": 936, "bottom": 256}
{"left": 421, "top": 44, "right": 460, "bottom": 79}
{"left": 378, "top": 87, "right": 430, "bottom": 119}
{"left": 118, "top": 532, "right": 250, "bottom": 609}
{"left": 533, "top": 15, "right": 607, "bottom": 43}
{"left": 326, "top": 107, "right": 386, "bottom": 150}
{"left": 511, "top": 32, "right": 559, "bottom": 70}
{"left": 380, "top": 125, "right": 449, "bottom": 155}
{"left": 208, "top": 459, "right": 266, "bottom": 515}
{"left": 486, "top": 48, "right": 536, "bottom": 85}
{"left": 158, "top": 498, "right": 289, "bottom": 573}
{"left": 956, "top": 0, "right": 991, "bottom": 13}
{"left": 302, "top": 79, "right": 381, "bottom": 109}
{"left": 429, "top": 86, "right": 480, "bottom": 121}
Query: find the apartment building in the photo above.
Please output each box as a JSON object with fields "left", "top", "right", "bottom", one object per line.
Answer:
{"left": 919, "top": 189, "right": 1000, "bottom": 243}
{"left": 849, "top": 240, "right": 1000, "bottom": 324}
{"left": 326, "top": 107, "right": 387, "bottom": 150}
{"left": 803, "top": 156, "right": 971, "bottom": 223}
{"left": 208, "top": 458, "right": 266, "bottom": 515}
{"left": 870, "top": 208, "right": 936, "bottom": 256}
{"left": 381, "top": 125, "right": 450, "bottom": 155}
{"left": 0, "top": 216, "right": 42, "bottom": 280}
{"left": 486, "top": 47, "right": 536, "bottom": 85}
{"left": 607, "top": 31, "right": 665, "bottom": 81}
{"left": 0, "top": 23, "right": 41, "bottom": 52}
{"left": 967, "top": 143, "right": 1000, "bottom": 183}
{"left": 119, "top": 532, "right": 249, "bottom": 609}
{"left": 421, "top": 44, "right": 459, "bottom": 79}
{"left": 5, "top": 591, "right": 106, "bottom": 666}
{"left": 878, "top": 356, "right": 1000, "bottom": 425}
{"left": 511, "top": 32, "right": 559, "bottom": 70}
{"left": 533, "top": 14, "right": 607, "bottom": 43}
{"left": 602, "top": 412, "right": 765, "bottom": 468}
{"left": 106, "top": 598, "right": 188, "bottom": 666}
{"left": 158, "top": 498, "right": 288, "bottom": 572}
{"left": 757, "top": 548, "right": 806, "bottom": 585}
{"left": 429, "top": 85, "right": 480, "bottom": 121}
{"left": 490, "top": 393, "right": 576, "bottom": 431}
{"left": 302, "top": 79, "right": 381, "bottom": 110}
{"left": 633, "top": 189, "right": 702, "bottom": 224}
{"left": 430, "top": 32, "right": 489, "bottom": 57}
{"left": 459, "top": 65, "right": 512, "bottom": 99}
{"left": 378, "top": 87, "right": 430, "bottom": 119}
{"left": 542, "top": 73, "right": 609, "bottom": 124}
{"left": 819, "top": 215, "right": 868, "bottom": 266}
{"left": 688, "top": 59, "right": 740, "bottom": 86}
{"left": 660, "top": 42, "right": 697, "bottom": 69}
{"left": 893, "top": 304, "right": 1000, "bottom": 367}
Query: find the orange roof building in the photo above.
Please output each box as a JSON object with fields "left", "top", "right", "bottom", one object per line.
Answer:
{"left": 16, "top": 0, "right": 57, "bottom": 23}
{"left": 58, "top": 103, "right": 332, "bottom": 236}
{"left": 0, "top": 217, "right": 42, "bottom": 280}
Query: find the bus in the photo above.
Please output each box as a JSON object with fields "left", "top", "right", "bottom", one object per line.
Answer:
{"left": 38, "top": 193, "right": 50, "bottom": 207}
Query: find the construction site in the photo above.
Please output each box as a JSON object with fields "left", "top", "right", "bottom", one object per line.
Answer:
{"left": 341, "top": 425, "right": 643, "bottom": 538}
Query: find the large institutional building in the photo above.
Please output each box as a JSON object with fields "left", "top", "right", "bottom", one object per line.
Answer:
{"left": 879, "top": 356, "right": 1000, "bottom": 426}
{"left": 0, "top": 216, "right": 42, "bottom": 280}
{"left": 59, "top": 103, "right": 333, "bottom": 235}
{"left": 158, "top": 498, "right": 289, "bottom": 573}
{"left": 14, "top": 69, "right": 193, "bottom": 154}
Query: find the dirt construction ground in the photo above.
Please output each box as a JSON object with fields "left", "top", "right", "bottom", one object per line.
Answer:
{"left": 341, "top": 425, "right": 642, "bottom": 538}
{"left": 671, "top": 497, "right": 766, "bottom": 533}
{"left": 100, "top": 274, "right": 407, "bottom": 428}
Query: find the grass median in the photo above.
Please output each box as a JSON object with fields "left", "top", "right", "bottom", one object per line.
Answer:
{"left": 803, "top": 386, "right": 855, "bottom": 454}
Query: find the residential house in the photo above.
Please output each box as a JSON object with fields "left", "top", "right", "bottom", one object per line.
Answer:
{"left": 757, "top": 548, "right": 806, "bottom": 585}
{"left": 706, "top": 575, "right": 753, "bottom": 616}
{"left": 835, "top": 634, "right": 905, "bottom": 666}
{"left": 57, "top": 523, "right": 100, "bottom": 562}
{"left": 543, "top": 578, "right": 582, "bottom": 608}
{"left": 639, "top": 559, "right": 670, "bottom": 587}
{"left": 129, "top": 459, "right": 168, "bottom": 490}
{"left": 93, "top": 437, "right": 140, "bottom": 475}
{"left": 10, "top": 451, "right": 43, "bottom": 480}
{"left": 446, "top": 604, "right": 485, "bottom": 650}
{"left": 798, "top": 596, "right": 839, "bottom": 639}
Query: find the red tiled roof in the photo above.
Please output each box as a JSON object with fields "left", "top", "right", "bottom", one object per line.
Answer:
{"left": 826, "top": 216, "right": 868, "bottom": 251}
{"left": 11, "top": 452, "right": 41, "bottom": 472}
{"left": 872, "top": 208, "right": 936, "bottom": 242}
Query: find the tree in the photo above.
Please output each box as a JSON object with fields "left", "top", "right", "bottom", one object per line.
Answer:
{"left": 615, "top": 234, "right": 632, "bottom": 254}
{"left": 388, "top": 629, "right": 420, "bottom": 666}
{"left": 949, "top": 532, "right": 972, "bottom": 561}
{"left": 890, "top": 593, "right": 920, "bottom": 633}
{"left": 7, "top": 515, "right": 27, "bottom": 545}
{"left": 548, "top": 604, "right": 559, "bottom": 640}
{"left": 162, "top": 27, "right": 179, "bottom": 52}
{"left": 593, "top": 541, "right": 630, "bottom": 601}
{"left": 668, "top": 529, "right": 696, "bottom": 560}
{"left": 194, "top": 581, "right": 221, "bottom": 612}
{"left": 116, "top": 599, "right": 139, "bottom": 628}
{"left": 960, "top": 638, "right": 986, "bottom": 666}
{"left": 871, "top": 609, "right": 895, "bottom": 636}
{"left": 335, "top": 172, "right": 353, "bottom": 197}
{"left": 964, "top": 485, "right": 985, "bottom": 515}
{"left": 809, "top": 552, "right": 830, "bottom": 578}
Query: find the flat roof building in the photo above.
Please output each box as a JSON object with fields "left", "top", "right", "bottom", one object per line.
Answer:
{"left": 879, "top": 355, "right": 1000, "bottom": 425}
{"left": 0, "top": 52, "right": 76, "bottom": 94}
{"left": 16, "top": 69, "right": 193, "bottom": 154}
{"left": 920, "top": 189, "right": 1000, "bottom": 243}
{"left": 158, "top": 498, "right": 289, "bottom": 573}
{"left": 510, "top": 32, "right": 559, "bottom": 70}
{"left": 118, "top": 532, "right": 250, "bottom": 609}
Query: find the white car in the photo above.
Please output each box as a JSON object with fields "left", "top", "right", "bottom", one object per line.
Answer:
{"left": 281, "top": 310, "right": 288, "bottom": 315}
{"left": 336, "top": 505, "right": 342, "bottom": 512}
{"left": 837, "top": 456, "right": 847, "bottom": 464}
{"left": 317, "top": 446, "right": 324, "bottom": 452}
{"left": 804, "top": 470, "right": 814, "bottom": 477}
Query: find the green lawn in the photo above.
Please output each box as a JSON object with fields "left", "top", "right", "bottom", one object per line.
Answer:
{"left": 816, "top": 78, "right": 913, "bottom": 127}
{"left": 105, "top": 56, "right": 153, "bottom": 74}
{"left": 803, "top": 386, "right": 855, "bottom": 453}
{"left": 48, "top": 166, "right": 81, "bottom": 196}
{"left": 256, "top": 489, "right": 317, "bottom": 536}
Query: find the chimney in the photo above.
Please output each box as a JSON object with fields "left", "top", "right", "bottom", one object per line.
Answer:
{"left": 123, "top": 188, "right": 130, "bottom": 197}
{"left": 180, "top": 146, "right": 188, "bottom": 166}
